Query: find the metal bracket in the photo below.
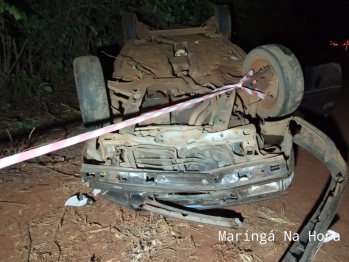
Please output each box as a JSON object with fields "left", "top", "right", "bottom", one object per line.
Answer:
{"left": 213, "top": 90, "right": 237, "bottom": 131}
{"left": 142, "top": 200, "right": 242, "bottom": 228}
{"left": 119, "top": 89, "right": 146, "bottom": 134}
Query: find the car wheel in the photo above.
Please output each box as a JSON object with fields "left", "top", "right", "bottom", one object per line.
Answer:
{"left": 74, "top": 56, "right": 110, "bottom": 131}
{"left": 122, "top": 12, "right": 138, "bottom": 41}
{"left": 242, "top": 44, "right": 304, "bottom": 118}
{"left": 215, "top": 5, "right": 232, "bottom": 38}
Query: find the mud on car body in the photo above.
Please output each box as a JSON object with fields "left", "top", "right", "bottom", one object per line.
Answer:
{"left": 73, "top": 6, "right": 347, "bottom": 261}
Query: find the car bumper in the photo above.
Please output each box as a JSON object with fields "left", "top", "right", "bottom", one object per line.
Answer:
{"left": 262, "top": 116, "right": 347, "bottom": 262}
{"left": 81, "top": 151, "right": 294, "bottom": 210}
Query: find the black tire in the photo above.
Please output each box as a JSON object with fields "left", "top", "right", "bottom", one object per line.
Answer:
{"left": 242, "top": 44, "right": 304, "bottom": 118}
{"left": 215, "top": 5, "right": 232, "bottom": 39}
{"left": 122, "top": 12, "right": 138, "bottom": 41}
{"left": 74, "top": 56, "right": 110, "bottom": 131}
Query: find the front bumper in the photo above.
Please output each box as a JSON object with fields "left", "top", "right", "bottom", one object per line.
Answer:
{"left": 81, "top": 151, "right": 294, "bottom": 210}
{"left": 263, "top": 117, "right": 347, "bottom": 262}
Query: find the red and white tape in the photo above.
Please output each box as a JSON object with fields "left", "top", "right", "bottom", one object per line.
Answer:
{"left": 0, "top": 70, "right": 266, "bottom": 169}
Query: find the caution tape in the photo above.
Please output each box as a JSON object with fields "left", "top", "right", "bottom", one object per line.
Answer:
{"left": 0, "top": 70, "right": 266, "bottom": 169}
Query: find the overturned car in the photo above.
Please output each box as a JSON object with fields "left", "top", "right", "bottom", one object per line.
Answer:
{"left": 73, "top": 6, "right": 347, "bottom": 262}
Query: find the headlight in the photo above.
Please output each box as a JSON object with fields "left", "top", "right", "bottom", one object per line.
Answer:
{"left": 283, "top": 172, "right": 294, "bottom": 189}
{"left": 237, "top": 181, "right": 283, "bottom": 197}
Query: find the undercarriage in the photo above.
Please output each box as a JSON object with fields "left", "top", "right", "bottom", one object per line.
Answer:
{"left": 72, "top": 5, "right": 347, "bottom": 261}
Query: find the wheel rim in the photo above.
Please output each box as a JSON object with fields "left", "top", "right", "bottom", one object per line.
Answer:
{"left": 251, "top": 59, "right": 279, "bottom": 108}
{"left": 250, "top": 59, "right": 279, "bottom": 109}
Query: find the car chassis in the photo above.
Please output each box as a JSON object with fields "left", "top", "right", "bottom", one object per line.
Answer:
{"left": 74, "top": 7, "right": 348, "bottom": 261}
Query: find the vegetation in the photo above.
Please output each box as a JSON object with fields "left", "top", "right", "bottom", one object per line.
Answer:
{"left": 0, "top": 0, "right": 294, "bottom": 105}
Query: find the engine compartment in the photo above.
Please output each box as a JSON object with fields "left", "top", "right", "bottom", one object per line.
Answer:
{"left": 96, "top": 124, "right": 269, "bottom": 169}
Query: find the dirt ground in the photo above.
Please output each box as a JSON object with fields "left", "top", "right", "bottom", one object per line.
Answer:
{"left": 0, "top": 69, "right": 348, "bottom": 262}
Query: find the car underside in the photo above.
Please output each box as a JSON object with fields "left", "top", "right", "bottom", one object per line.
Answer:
{"left": 73, "top": 6, "right": 347, "bottom": 262}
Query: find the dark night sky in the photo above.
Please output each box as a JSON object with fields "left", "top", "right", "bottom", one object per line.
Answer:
{"left": 301, "top": 0, "right": 349, "bottom": 40}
